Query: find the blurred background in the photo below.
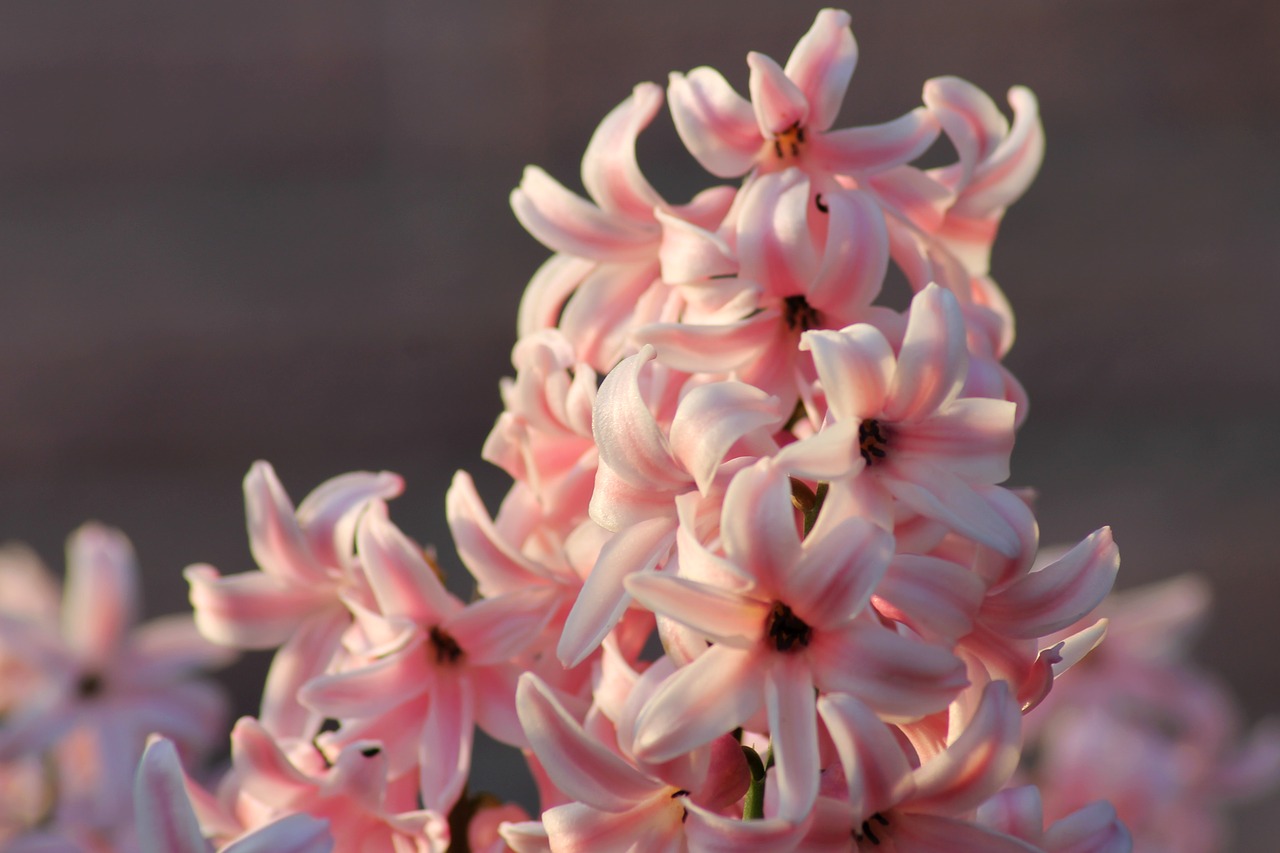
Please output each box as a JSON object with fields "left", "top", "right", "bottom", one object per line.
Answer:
{"left": 0, "top": 0, "right": 1276, "bottom": 847}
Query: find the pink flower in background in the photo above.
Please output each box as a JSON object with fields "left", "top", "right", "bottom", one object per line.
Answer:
{"left": 0, "top": 524, "right": 233, "bottom": 836}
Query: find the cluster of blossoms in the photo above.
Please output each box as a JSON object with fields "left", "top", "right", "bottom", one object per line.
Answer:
{"left": 0, "top": 9, "right": 1269, "bottom": 853}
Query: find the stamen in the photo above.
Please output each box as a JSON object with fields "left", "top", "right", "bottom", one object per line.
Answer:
{"left": 75, "top": 671, "right": 104, "bottom": 699}
{"left": 858, "top": 419, "right": 890, "bottom": 466}
{"left": 853, "top": 812, "right": 890, "bottom": 845}
{"left": 429, "top": 626, "right": 464, "bottom": 664}
{"left": 783, "top": 295, "right": 820, "bottom": 331}
{"left": 771, "top": 122, "right": 806, "bottom": 162}
{"left": 766, "top": 601, "right": 812, "bottom": 653}
{"left": 815, "top": 193, "right": 829, "bottom": 213}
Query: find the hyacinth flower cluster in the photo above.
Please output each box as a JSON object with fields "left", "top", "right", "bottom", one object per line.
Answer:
{"left": 0, "top": 8, "right": 1207, "bottom": 852}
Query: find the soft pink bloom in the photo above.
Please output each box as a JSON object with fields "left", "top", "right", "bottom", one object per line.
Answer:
{"left": 784, "top": 283, "right": 1021, "bottom": 555}
{"left": 626, "top": 459, "right": 966, "bottom": 821}
{"left": 134, "top": 736, "right": 334, "bottom": 853}
{"left": 301, "top": 501, "right": 555, "bottom": 813}
{"left": 185, "top": 461, "right": 403, "bottom": 738}
{"left": 668, "top": 9, "right": 937, "bottom": 182}
{"left": 224, "top": 718, "right": 446, "bottom": 853}
{"left": 556, "top": 345, "right": 783, "bottom": 667}
{"left": 516, "top": 667, "right": 801, "bottom": 852}
{"left": 806, "top": 680, "right": 1039, "bottom": 851}
{"left": 0, "top": 523, "right": 232, "bottom": 831}
{"left": 978, "top": 785, "right": 1131, "bottom": 853}
{"left": 510, "top": 83, "right": 734, "bottom": 372}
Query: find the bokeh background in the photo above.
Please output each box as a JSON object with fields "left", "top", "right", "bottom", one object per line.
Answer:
{"left": 1, "top": 0, "right": 1277, "bottom": 847}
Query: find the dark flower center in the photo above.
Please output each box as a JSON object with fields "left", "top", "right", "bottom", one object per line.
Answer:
{"left": 854, "top": 812, "right": 890, "bottom": 845}
{"left": 75, "top": 671, "right": 105, "bottom": 699}
{"left": 772, "top": 122, "right": 806, "bottom": 161}
{"left": 783, "top": 295, "right": 820, "bottom": 331}
{"left": 429, "top": 626, "right": 464, "bottom": 665}
{"left": 766, "top": 601, "right": 812, "bottom": 653}
{"left": 858, "top": 419, "right": 889, "bottom": 466}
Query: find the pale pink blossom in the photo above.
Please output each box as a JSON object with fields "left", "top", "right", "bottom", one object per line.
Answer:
{"left": 668, "top": 9, "right": 937, "bottom": 182}
{"left": 0, "top": 523, "right": 232, "bottom": 832}
{"left": 785, "top": 283, "right": 1021, "bottom": 555}
{"left": 134, "top": 736, "right": 334, "bottom": 853}
{"left": 301, "top": 502, "right": 555, "bottom": 813}
{"left": 626, "top": 459, "right": 966, "bottom": 821}
{"left": 185, "top": 461, "right": 402, "bottom": 738}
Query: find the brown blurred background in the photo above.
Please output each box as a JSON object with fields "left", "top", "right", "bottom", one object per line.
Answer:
{"left": 0, "top": 0, "right": 1276, "bottom": 847}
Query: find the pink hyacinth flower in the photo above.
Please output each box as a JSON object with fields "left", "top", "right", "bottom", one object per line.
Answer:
{"left": 668, "top": 9, "right": 937, "bottom": 181}
{"left": 783, "top": 283, "right": 1021, "bottom": 556}
{"left": 0, "top": 523, "right": 233, "bottom": 831}
{"left": 626, "top": 459, "right": 966, "bottom": 821}
{"left": 135, "top": 736, "right": 334, "bottom": 853}
{"left": 185, "top": 461, "right": 403, "bottom": 738}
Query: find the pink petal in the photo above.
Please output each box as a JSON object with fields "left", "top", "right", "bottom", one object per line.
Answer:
{"left": 789, "top": 517, "right": 893, "bottom": 627}
{"left": 783, "top": 9, "right": 856, "bottom": 133}
{"left": 668, "top": 380, "right": 781, "bottom": 494}
{"left": 884, "top": 460, "right": 1021, "bottom": 557}
{"left": 883, "top": 284, "right": 967, "bottom": 422}
{"left": 557, "top": 517, "right": 676, "bottom": 668}
{"left": 765, "top": 662, "right": 820, "bottom": 821}
{"left": 736, "top": 168, "right": 818, "bottom": 297}
{"left": 893, "top": 398, "right": 1016, "bottom": 484}
{"left": 1042, "top": 801, "right": 1131, "bottom": 853}
{"left": 956, "top": 87, "right": 1045, "bottom": 217}
{"left": 127, "top": 614, "right": 237, "bottom": 678}
{"left": 62, "top": 522, "right": 139, "bottom": 661}
{"left": 746, "top": 51, "right": 809, "bottom": 136}
{"left": 559, "top": 260, "right": 662, "bottom": 375}
{"left": 445, "top": 586, "right": 559, "bottom": 666}
{"left": 294, "top": 470, "right": 404, "bottom": 572}
{"left": 625, "top": 573, "right": 766, "bottom": 646}
{"left": 230, "top": 716, "right": 315, "bottom": 806}
{"left": 445, "top": 471, "right": 546, "bottom": 597}
{"left": 668, "top": 67, "right": 762, "bottom": 179}
{"left": 222, "top": 814, "right": 335, "bottom": 853}
{"left": 516, "top": 253, "right": 595, "bottom": 338}
{"left": 908, "top": 681, "right": 1022, "bottom": 815}
{"left": 358, "top": 502, "right": 460, "bottom": 625}
{"left": 185, "top": 565, "right": 330, "bottom": 650}
{"left": 418, "top": 667, "right": 475, "bottom": 812}
{"left": 591, "top": 347, "right": 685, "bottom": 492}
{"left": 801, "top": 324, "right": 894, "bottom": 422}
{"left": 806, "top": 188, "right": 888, "bottom": 321}
{"left": 720, "top": 460, "right": 802, "bottom": 593}
{"left": 632, "top": 644, "right": 763, "bottom": 762}
{"left": 581, "top": 82, "right": 665, "bottom": 221}
{"left": 816, "top": 693, "right": 914, "bottom": 819}
{"left": 299, "top": 641, "right": 428, "bottom": 720}
{"left": 654, "top": 208, "right": 737, "bottom": 284}
{"left": 243, "top": 462, "right": 328, "bottom": 586}
{"left": 511, "top": 167, "right": 655, "bottom": 261}
{"left": 889, "top": 813, "right": 1041, "bottom": 853}
{"left": 921, "top": 76, "right": 1007, "bottom": 196}
{"left": 771, "top": 418, "right": 861, "bottom": 481}
{"left": 979, "top": 528, "right": 1119, "bottom": 639}
{"left": 133, "top": 737, "right": 210, "bottom": 853}
{"left": 684, "top": 800, "right": 803, "bottom": 850}
{"left": 517, "top": 674, "right": 657, "bottom": 811}
{"left": 874, "top": 555, "right": 985, "bottom": 643}
{"left": 811, "top": 622, "right": 966, "bottom": 722}
{"left": 258, "top": 606, "right": 349, "bottom": 739}
{"left": 636, "top": 311, "right": 779, "bottom": 375}
{"left": 813, "top": 107, "right": 939, "bottom": 176}
{"left": 542, "top": 801, "right": 675, "bottom": 853}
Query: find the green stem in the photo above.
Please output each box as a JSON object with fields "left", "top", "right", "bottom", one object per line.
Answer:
{"left": 741, "top": 745, "right": 767, "bottom": 820}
